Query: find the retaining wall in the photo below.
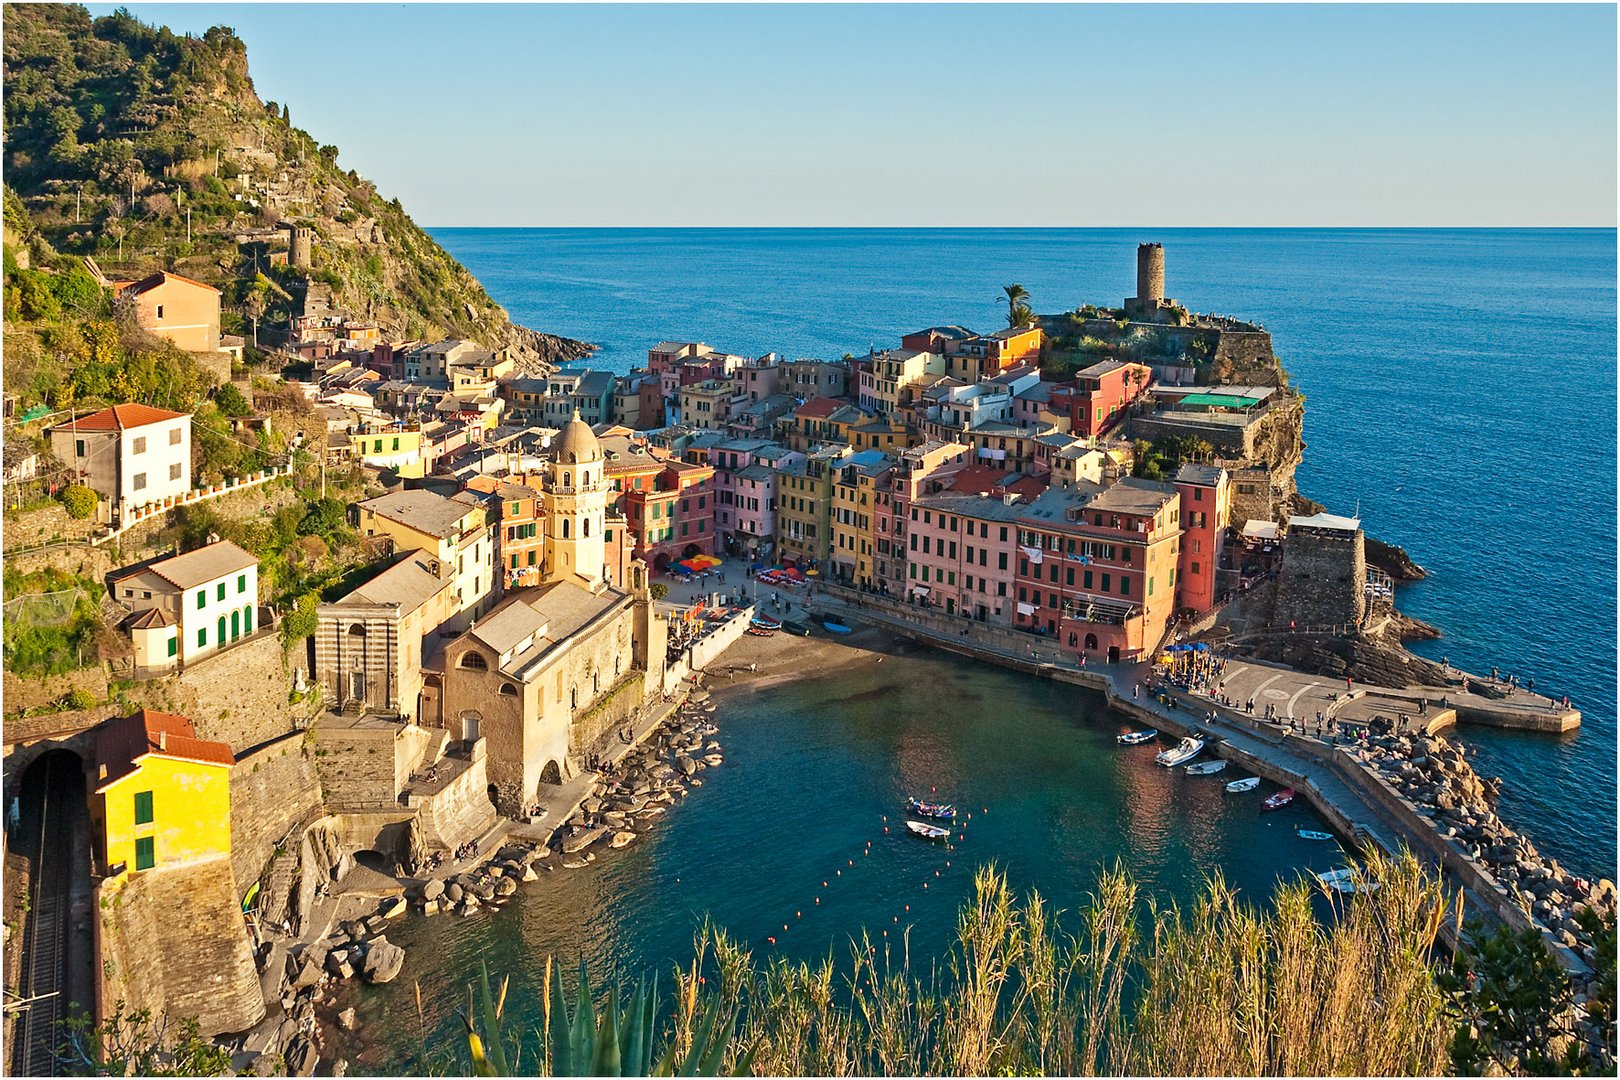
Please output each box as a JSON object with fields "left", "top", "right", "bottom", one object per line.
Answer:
{"left": 229, "top": 731, "right": 324, "bottom": 896}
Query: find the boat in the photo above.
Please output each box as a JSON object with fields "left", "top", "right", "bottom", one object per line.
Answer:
{"left": 1261, "top": 788, "right": 1296, "bottom": 811}
{"left": 907, "top": 798, "right": 956, "bottom": 821}
{"left": 1297, "top": 829, "right": 1335, "bottom": 842}
{"left": 780, "top": 620, "right": 812, "bottom": 636}
{"left": 1155, "top": 736, "right": 1205, "bottom": 767}
{"left": 1225, "top": 777, "right": 1260, "bottom": 793}
{"left": 1117, "top": 729, "right": 1158, "bottom": 745}
{"left": 905, "top": 820, "right": 952, "bottom": 840}
{"left": 822, "top": 621, "right": 853, "bottom": 635}
{"left": 1185, "top": 760, "right": 1228, "bottom": 776}
{"left": 751, "top": 616, "right": 782, "bottom": 630}
{"left": 745, "top": 626, "right": 777, "bottom": 638}
{"left": 1316, "top": 867, "right": 1379, "bottom": 893}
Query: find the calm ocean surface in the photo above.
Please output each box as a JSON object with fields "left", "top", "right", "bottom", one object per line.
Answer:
{"left": 344, "top": 227, "right": 1615, "bottom": 1072}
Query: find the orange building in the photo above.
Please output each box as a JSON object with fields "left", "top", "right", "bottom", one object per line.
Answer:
{"left": 1173, "top": 463, "right": 1231, "bottom": 616}
{"left": 115, "top": 272, "right": 222, "bottom": 353}
{"left": 947, "top": 326, "right": 1044, "bottom": 379}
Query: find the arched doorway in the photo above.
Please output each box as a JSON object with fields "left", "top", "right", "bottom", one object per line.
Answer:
{"left": 353, "top": 849, "right": 390, "bottom": 873}
{"left": 244, "top": 604, "right": 254, "bottom": 634}
{"left": 540, "top": 760, "right": 562, "bottom": 786}
{"left": 1107, "top": 645, "right": 1121, "bottom": 664}
{"left": 1084, "top": 632, "right": 1099, "bottom": 652}
{"left": 216, "top": 615, "right": 226, "bottom": 648}
{"left": 459, "top": 710, "right": 482, "bottom": 743}
{"left": 230, "top": 609, "right": 240, "bottom": 641}
{"left": 653, "top": 552, "right": 672, "bottom": 572}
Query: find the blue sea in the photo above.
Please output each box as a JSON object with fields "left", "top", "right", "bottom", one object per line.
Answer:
{"left": 330, "top": 228, "right": 1616, "bottom": 1072}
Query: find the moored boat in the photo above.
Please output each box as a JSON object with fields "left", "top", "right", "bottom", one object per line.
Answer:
{"left": 905, "top": 820, "right": 951, "bottom": 840}
{"left": 1261, "top": 787, "right": 1296, "bottom": 811}
{"left": 1225, "top": 776, "right": 1260, "bottom": 793}
{"left": 1117, "top": 729, "right": 1158, "bottom": 745}
{"left": 1297, "top": 829, "right": 1335, "bottom": 842}
{"left": 822, "top": 620, "right": 853, "bottom": 635}
{"left": 1156, "top": 736, "right": 1205, "bottom": 767}
{"left": 1185, "top": 759, "right": 1227, "bottom": 775}
{"left": 1316, "top": 866, "right": 1378, "bottom": 893}
{"left": 751, "top": 615, "right": 782, "bottom": 630}
{"left": 745, "top": 626, "right": 777, "bottom": 637}
{"left": 906, "top": 798, "right": 956, "bottom": 821}
{"left": 780, "top": 620, "right": 812, "bottom": 636}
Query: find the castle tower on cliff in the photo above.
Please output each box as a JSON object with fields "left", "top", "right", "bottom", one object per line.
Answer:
{"left": 1125, "top": 242, "right": 1177, "bottom": 317}
{"left": 288, "top": 225, "right": 314, "bottom": 269}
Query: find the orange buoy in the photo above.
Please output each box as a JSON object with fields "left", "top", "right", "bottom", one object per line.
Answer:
{"left": 768, "top": 936, "right": 776, "bottom": 944}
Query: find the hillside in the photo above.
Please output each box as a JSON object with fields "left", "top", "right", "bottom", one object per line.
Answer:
{"left": 1, "top": 3, "right": 590, "bottom": 369}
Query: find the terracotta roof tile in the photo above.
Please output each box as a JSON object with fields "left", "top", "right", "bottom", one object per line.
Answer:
{"left": 95, "top": 708, "right": 233, "bottom": 790}
{"left": 52, "top": 403, "right": 189, "bottom": 433}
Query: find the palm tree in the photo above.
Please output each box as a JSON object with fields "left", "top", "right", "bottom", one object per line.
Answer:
{"left": 1001, "top": 284, "right": 1030, "bottom": 328}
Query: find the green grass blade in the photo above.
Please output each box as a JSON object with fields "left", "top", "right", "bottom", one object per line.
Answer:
{"left": 549, "top": 956, "right": 573, "bottom": 1077}
{"left": 571, "top": 955, "right": 596, "bottom": 1075}
{"left": 621, "top": 976, "right": 647, "bottom": 1078}
{"left": 593, "top": 984, "right": 623, "bottom": 1076}
{"left": 477, "top": 962, "right": 513, "bottom": 1077}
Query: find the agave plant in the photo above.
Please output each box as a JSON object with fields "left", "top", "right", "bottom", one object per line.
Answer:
{"left": 461, "top": 957, "right": 757, "bottom": 1077}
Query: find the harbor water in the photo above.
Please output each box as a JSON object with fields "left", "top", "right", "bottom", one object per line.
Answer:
{"left": 327, "top": 648, "right": 1347, "bottom": 1073}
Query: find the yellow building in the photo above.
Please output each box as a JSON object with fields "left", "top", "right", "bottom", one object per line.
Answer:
{"left": 92, "top": 709, "right": 235, "bottom": 887}
{"left": 829, "top": 450, "right": 892, "bottom": 587}
{"left": 347, "top": 425, "right": 428, "bottom": 477}
{"left": 357, "top": 488, "right": 497, "bottom": 635}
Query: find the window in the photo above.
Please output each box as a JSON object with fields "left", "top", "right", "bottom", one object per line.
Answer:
{"left": 134, "top": 790, "right": 154, "bottom": 825}
{"left": 155, "top": 304, "right": 165, "bottom": 319}
{"left": 237, "top": 574, "right": 247, "bottom": 594}
{"left": 169, "top": 462, "right": 182, "bottom": 481}
{"left": 198, "top": 627, "right": 207, "bottom": 648}
{"left": 1121, "top": 577, "right": 1131, "bottom": 596}
{"left": 169, "top": 428, "right": 182, "bottom": 446}
{"left": 460, "top": 652, "right": 488, "bottom": 670}
{"left": 132, "top": 436, "right": 147, "bottom": 454}
{"left": 135, "top": 835, "right": 156, "bottom": 871}
{"left": 1192, "top": 561, "right": 1201, "bottom": 576}
{"left": 76, "top": 439, "right": 86, "bottom": 457}
{"left": 132, "top": 473, "right": 147, "bottom": 491}
{"left": 1083, "top": 570, "right": 1093, "bottom": 589}
{"left": 197, "top": 590, "right": 207, "bottom": 610}
{"left": 167, "top": 635, "right": 177, "bottom": 657}
{"left": 217, "top": 582, "right": 226, "bottom": 601}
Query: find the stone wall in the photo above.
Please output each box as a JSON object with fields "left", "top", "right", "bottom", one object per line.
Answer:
{"left": 571, "top": 671, "right": 648, "bottom": 757}
{"left": 229, "top": 731, "right": 324, "bottom": 896}
{"left": 1210, "top": 331, "right": 1280, "bottom": 384}
{"left": 411, "top": 743, "right": 498, "bottom": 852}
{"left": 310, "top": 719, "right": 413, "bottom": 811}
{"left": 97, "top": 856, "right": 264, "bottom": 1037}
{"left": 1273, "top": 527, "right": 1366, "bottom": 630}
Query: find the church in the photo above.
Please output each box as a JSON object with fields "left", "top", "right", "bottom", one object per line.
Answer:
{"left": 440, "top": 413, "right": 668, "bottom": 817}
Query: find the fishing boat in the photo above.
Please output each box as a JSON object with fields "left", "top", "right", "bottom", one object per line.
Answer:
{"left": 1155, "top": 736, "right": 1205, "bottom": 767}
{"left": 1316, "top": 867, "right": 1378, "bottom": 893}
{"left": 906, "top": 798, "right": 956, "bottom": 821}
{"left": 1117, "top": 729, "right": 1158, "bottom": 745}
{"left": 1297, "top": 829, "right": 1335, "bottom": 842}
{"left": 1225, "top": 777, "right": 1260, "bottom": 793}
{"left": 822, "top": 620, "right": 853, "bottom": 635}
{"left": 751, "top": 615, "right": 782, "bottom": 630}
{"left": 905, "top": 820, "right": 952, "bottom": 840}
{"left": 1261, "top": 788, "right": 1296, "bottom": 811}
{"left": 1185, "top": 760, "right": 1228, "bottom": 776}
{"left": 780, "top": 620, "right": 812, "bottom": 636}
{"left": 745, "top": 626, "right": 777, "bottom": 638}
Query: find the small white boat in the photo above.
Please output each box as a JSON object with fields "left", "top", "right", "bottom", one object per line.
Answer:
{"left": 1156, "top": 736, "right": 1205, "bottom": 767}
{"left": 1297, "top": 829, "right": 1335, "bottom": 842}
{"left": 1117, "top": 729, "right": 1158, "bottom": 745}
{"left": 1316, "top": 867, "right": 1379, "bottom": 894}
{"left": 905, "top": 820, "right": 951, "bottom": 840}
{"left": 1225, "top": 777, "right": 1260, "bottom": 793}
{"left": 1185, "top": 760, "right": 1227, "bottom": 776}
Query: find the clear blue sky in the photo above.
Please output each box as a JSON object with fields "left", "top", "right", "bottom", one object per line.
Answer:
{"left": 91, "top": 3, "right": 1617, "bottom": 226}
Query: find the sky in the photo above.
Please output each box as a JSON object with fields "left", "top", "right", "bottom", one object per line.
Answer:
{"left": 85, "top": 3, "right": 1618, "bottom": 227}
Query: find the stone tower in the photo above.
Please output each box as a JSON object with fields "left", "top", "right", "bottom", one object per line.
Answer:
{"left": 1273, "top": 512, "right": 1367, "bottom": 630}
{"left": 544, "top": 411, "right": 608, "bottom": 587}
{"left": 1136, "top": 242, "right": 1165, "bottom": 304}
{"left": 288, "top": 225, "right": 314, "bottom": 269}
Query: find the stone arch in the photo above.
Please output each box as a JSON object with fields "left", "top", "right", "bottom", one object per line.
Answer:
{"left": 1084, "top": 632, "right": 1099, "bottom": 651}
{"left": 653, "top": 552, "right": 672, "bottom": 572}
{"left": 562, "top": 518, "right": 571, "bottom": 539}
{"left": 539, "top": 760, "right": 562, "bottom": 786}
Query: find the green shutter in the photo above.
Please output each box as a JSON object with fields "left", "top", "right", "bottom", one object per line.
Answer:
{"left": 238, "top": 574, "right": 246, "bottom": 593}
{"left": 197, "top": 627, "right": 207, "bottom": 648}
{"left": 134, "top": 790, "right": 154, "bottom": 825}
{"left": 167, "top": 635, "right": 177, "bottom": 657}
{"left": 135, "top": 835, "right": 155, "bottom": 871}
{"left": 217, "top": 582, "right": 225, "bottom": 601}
{"left": 197, "top": 590, "right": 206, "bottom": 610}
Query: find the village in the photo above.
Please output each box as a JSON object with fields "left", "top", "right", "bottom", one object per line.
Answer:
{"left": 2, "top": 242, "right": 1601, "bottom": 1074}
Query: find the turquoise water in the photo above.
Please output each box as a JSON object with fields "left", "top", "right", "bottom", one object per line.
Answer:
{"left": 329, "top": 647, "right": 1346, "bottom": 1074}
{"left": 431, "top": 227, "right": 1616, "bottom": 881}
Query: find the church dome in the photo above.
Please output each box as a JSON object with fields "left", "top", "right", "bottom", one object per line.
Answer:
{"left": 555, "top": 410, "right": 602, "bottom": 464}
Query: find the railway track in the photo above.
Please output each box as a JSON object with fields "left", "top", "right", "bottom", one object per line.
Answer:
{"left": 14, "top": 756, "right": 73, "bottom": 1076}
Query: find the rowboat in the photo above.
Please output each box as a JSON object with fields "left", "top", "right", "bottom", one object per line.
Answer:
{"left": 780, "top": 620, "right": 812, "bottom": 636}
{"left": 1185, "top": 760, "right": 1228, "bottom": 776}
{"left": 1261, "top": 788, "right": 1296, "bottom": 811}
{"left": 1117, "top": 729, "right": 1158, "bottom": 745}
{"left": 1155, "top": 736, "right": 1205, "bottom": 767}
{"left": 907, "top": 798, "right": 956, "bottom": 821}
{"left": 905, "top": 820, "right": 951, "bottom": 840}
{"left": 745, "top": 626, "right": 776, "bottom": 637}
{"left": 1316, "top": 867, "right": 1378, "bottom": 893}
{"left": 1225, "top": 777, "right": 1260, "bottom": 793}
{"left": 1297, "top": 829, "right": 1335, "bottom": 842}
{"left": 822, "top": 621, "right": 853, "bottom": 635}
{"left": 751, "top": 616, "right": 782, "bottom": 630}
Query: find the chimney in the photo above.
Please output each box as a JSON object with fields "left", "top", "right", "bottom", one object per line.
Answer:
{"left": 1002, "top": 492, "right": 1019, "bottom": 506}
{"left": 206, "top": 532, "right": 221, "bottom": 544}
{"left": 159, "top": 730, "right": 168, "bottom": 751}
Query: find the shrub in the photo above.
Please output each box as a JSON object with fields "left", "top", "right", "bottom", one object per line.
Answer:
{"left": 63, "top": 687, "right": 97, "bottom": 710}
{"left": 61, "top": 483, "right": 98, "bottom": 519}
{"left": 649, "top": 583, "right": 669, "bottom": 601}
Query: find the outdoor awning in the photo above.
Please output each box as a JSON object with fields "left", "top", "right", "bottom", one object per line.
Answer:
{"left": 1179, "top": 393, "right": 1252, "bottom": 408}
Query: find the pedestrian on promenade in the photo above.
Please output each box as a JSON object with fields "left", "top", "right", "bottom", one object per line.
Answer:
{"left": 1527, "top": 677, "right": 1535, "bottom": 692}
{"left": 1346, "top": 676, "right": 1354, "bottom": 692}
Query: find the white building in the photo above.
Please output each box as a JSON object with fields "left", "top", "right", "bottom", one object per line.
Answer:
{"left": 49, "top": 404, "right": 192, "bottom": 523}
{"left": 108, "top": 540, "right": 260, "bottom": 671}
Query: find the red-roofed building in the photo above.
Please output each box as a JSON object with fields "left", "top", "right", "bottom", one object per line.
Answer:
{"left": 49, "top": 404, "right": 192, "bottom": 523}
{"left": 91, "top": 709, "right": 235, "bottom": 885}
{"left": 1047, "top": 360, "right": 1153, "bottom": 438}
{"left": 118, "top": 271, "right": 222, "bottom": 353}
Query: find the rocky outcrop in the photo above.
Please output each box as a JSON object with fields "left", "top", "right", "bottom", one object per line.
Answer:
{"left": 1245, "top": 630, "right": 1447, "bottom": 689}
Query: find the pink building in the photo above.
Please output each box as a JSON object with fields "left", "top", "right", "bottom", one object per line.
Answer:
{"left": 905, "top": 480, "right": 1032, "bottom": 624}
{"left": 877, "top": 440, "right": 973, "bottom": 597}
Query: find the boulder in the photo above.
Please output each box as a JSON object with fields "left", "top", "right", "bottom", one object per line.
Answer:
{"left": 325, "top": 949, "right": 352, "bottom": 977}
{"left": 380, "top": 896, "right": 407, "bottom": 919}
{"left": 422, "top": 878, "right": 446, "bottom": 902}
{"left": 495, "top": 876, "right": 519, "bottom": 897}
{"left": 362, "top": 936, "right": 406, "bottom": 984}
{"left": 472, "top": 881, "right": 496, "bottom": 902}
{"left": 611, "top": 831, "right": 636, "bottom": 849}
{"left": 446, "top": 882, "right": 464, "bottom": 903}
{"left": 253, "top": 1052, "right": 283, "bottom": 1077}
{"left": 332, "top": 1059, "right": 349, "bottom": 1078}
{"left": 285, "top": 1034, "right": 318, "bottom": 1076}
{"left": 521, "top": 865, "right": 539, "bottom": 883}
{"left": 337, "top": 1007, "right": 359, "bottom": 1031}
{"left": 362, "top": 915, "right": 386, "bottom": 934}
{"left": 675, "top": 755, "right": 698, "bottom": 777}
{"left": 422, "top": 899, "right": 440, "bottom": 916}
{"left": 290, "top": 958, "right": 322, "bottom": 992}
{"left": 332, "top": 851, "right": 356, "bottom": 883}
{"left": 563, "top": 827, "right": 606, "bottom": 854}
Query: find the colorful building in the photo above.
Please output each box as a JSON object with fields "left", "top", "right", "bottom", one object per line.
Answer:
{"left": 108, "top": 540, "right": 260, "bottom": 671}
{"left": 1048, "top": 360, "right": 1153, "bottom": 438}
{"left": 356, "top": 488, "right": 497, "bottom": 634}
{"left": 1174, "top": 463, "right": 1232, "bottom": 616}
{"left": 829, "top": 450, "right": 893, "bottom": 586}
{"left": 91, "top": 709, "right": 234, "bottom": 886}
{"left": 49, "top": 403, "right": 192, "bottom": 524}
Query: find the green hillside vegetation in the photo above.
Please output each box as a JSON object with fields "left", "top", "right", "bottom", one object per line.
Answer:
{"left": 2, "top": 3, "right": 589, "bottom": 364}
